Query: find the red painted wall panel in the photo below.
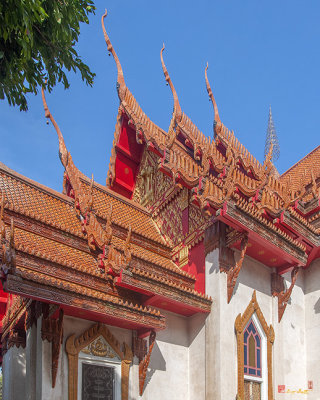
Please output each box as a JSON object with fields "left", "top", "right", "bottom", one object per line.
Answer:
{"left": 183, "top": 241, "right": 205, "bottom": 294}
{"left": 110, "top": 116, "right": 144, "bottom": 199}
{"left": 114, "top": 152, "right": 139, "bottom": 191}
{"left": 118, "top": 118, "right": 143, "bottom": 163}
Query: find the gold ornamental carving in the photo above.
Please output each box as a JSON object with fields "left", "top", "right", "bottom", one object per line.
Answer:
{"left": 133, "top": 151, "right": 156, "bottom": 207}
{"left": 179, "top": 246, "right": 189, "bottom": 268}
{"left": 226, "top": 233, "right": 248, "bottom": 303}
{"left": 66, "top": 323, "right": 133, "bottom": 400}
{"left": 81, "top": 336, "right": 118, "bottom": 359}
{"left": 272, "top": 266, "right": 300, "bottom": 322}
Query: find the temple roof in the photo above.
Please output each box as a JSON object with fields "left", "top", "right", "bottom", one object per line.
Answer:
{"left": 0, "top": 161, "right": 168, "bottom": 246}
{"left": 100, "top": 9, "right": 320, "bottom": 273}
{"left": 0, "top": 162, "right": 82, "bottom": 235}
{"left": 0, "top": 159, "right": 211, "bottom": 334}
{"left": 0, "top": 161, "right": 184, "bottom": 271}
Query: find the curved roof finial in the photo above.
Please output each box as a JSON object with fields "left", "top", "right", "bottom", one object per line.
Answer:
{"left": 205, "top": 62, "right": 221, "bottom": 128}
{"left": 101, "top": 10, "right": 126, "bottom": 100}
{"left": 41, "top": 84, "right": 68, "bottom": 168}
{"left": 160, "top": 44, "right": 182, "bottom": 123}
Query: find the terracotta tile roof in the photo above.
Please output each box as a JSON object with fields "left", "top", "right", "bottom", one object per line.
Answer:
{"left": 131, "top": 267, "right": 211, "bottom": 302}
{"left": 234, "top": 194, "right": 307, "bottom": 253}
{"left": 123, "top": 89, "right": 167, "bottom": 148}
{"left": 0, "top": 163, "right": 82, "bottom": 236}
{"left": 111, "top": 235, "right": 179, "bottom": 272}
{"left": 15, "top": 267, "right": 163, "bottom": 318}
{"left": 14, "top": 227, "right": 99, "bottom": 276}
{"left": 13, "top": 224, "right": 189, "bottom": 282}
{"left": 80, "top": 177, "right": 167, "bottom": 245}
{"left": 0, "top": 163, "right": 187, "bottom": 278}
{"left": 280, "top": 146, "right": 320, "bottom": 192}
{"left": 0, "top": 162, "right": 168, "bottom": 248}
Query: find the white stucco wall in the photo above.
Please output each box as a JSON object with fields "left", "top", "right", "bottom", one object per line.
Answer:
{"left": 59, "top": 317, "right": 133, "bottom": 400}
{"left": 140, "top": 310, "right": 189, "bottom": 400}
{"left": 273, "top": 271, "right": 307, "bottom": 399}
{"left": 205, "top": 248, "right": 273, "bottom": 399}
{"left": 305, "top": 259, "right": 320, "bottom": 400}
{"left": 37, "top": 312, "right": 189, "bottom": 400}
{"left": 188, "top": 312, "right": 206, "bottom": 400}
{"left": 205, "top": 248, "right": 309, "bottom": 400}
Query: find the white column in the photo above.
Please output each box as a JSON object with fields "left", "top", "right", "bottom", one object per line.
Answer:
{"left": 205, "top": 248, "right": 223, "bottom": 400}
{"left": 26, "top": 324, "right": 37, "bottom": 400}
{"left": 35, "top": 316, "right": 43, "bottom": 400}
{"left": 2, "top": 343, "right": 26, "bottom": 400}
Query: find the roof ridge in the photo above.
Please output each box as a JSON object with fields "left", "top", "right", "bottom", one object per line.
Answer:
{"left": 0, "top": 161, "right": 72, "bottom": 204}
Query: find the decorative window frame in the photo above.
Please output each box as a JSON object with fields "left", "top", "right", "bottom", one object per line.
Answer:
{"left": 235, "top": 291, "right": 275, "bottom": 400}
{"left": 243, "top": 316, "right": 263, "bottom": 379}
{"left": 66, "top": 323, "right": 133, "bottom": 400}
{"left": 78, "top": 342, "right": 122, "bottom": 400}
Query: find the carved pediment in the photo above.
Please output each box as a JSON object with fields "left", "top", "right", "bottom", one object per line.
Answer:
{"left": 81, "top": 335, "right": 120, "bottom": 361}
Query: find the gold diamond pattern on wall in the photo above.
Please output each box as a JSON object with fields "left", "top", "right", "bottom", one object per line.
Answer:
{"left": 154, "top": 194, "right": 184, "bottom": 246}
{"left": 189, "top": 204, "right": 206, "bottom": 233}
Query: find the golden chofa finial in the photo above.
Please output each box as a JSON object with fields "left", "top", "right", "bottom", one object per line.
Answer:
{"left": 160, "top": 43, "right": 182, "bottom": 123}
{"left": 205, "top": 63, "right": 222, "bottom": 133}
{"left": 41, "top": 84, "right": 69, "bottom": 168}
{"left": 101, "top": 10, "right": 126, "bottom": 101}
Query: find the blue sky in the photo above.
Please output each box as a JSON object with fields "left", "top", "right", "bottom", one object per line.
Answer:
{"left": 1, "top": 1, "right": 320, "bottom": 192}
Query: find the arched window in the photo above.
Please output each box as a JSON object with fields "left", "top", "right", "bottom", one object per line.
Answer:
{"left": 235, "top": 291, "right": 275, "bottom": 400}
{"left": 244, "top": 319, "right": 261, "bottom": 378}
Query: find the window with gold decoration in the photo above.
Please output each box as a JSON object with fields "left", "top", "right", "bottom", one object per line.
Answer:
{"left": 235, "top": 291, "right": 274, "bottom": 400}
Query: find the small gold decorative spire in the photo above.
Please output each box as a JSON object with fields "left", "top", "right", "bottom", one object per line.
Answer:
{"left": 265, "top": 106, "right": 280, "bottom": 162}
{"left": 101, "top": 10, "right": 126, "bottom": 100}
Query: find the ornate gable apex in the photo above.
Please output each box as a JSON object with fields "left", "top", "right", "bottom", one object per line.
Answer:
{"left": 102, "top": 11, "right": 168, "bottom": 200}
{"left": 81, "top": 335, "right": 121, "bottom": 361}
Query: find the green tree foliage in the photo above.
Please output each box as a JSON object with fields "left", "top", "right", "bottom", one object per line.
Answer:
{"left": 0, "top": 0, "right": 96, "bottom": 111}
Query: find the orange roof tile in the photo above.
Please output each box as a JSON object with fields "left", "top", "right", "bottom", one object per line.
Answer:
{"left": 0, "top": 162, "right": 82, "bottom": 236}
{"left": 280, "top": 146, "right": 320, "bottom": 192}
{"left": 0, "top": 162, "right": 168, "bottom": 249}
{"left": 111, "top": 235, "right": 178, "bottom": 272}
{"left": 14, "top": 227, "right": 98, "bottom": 276}
{"left": 80, "top": 177, "right": 167, "bottom": 245}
